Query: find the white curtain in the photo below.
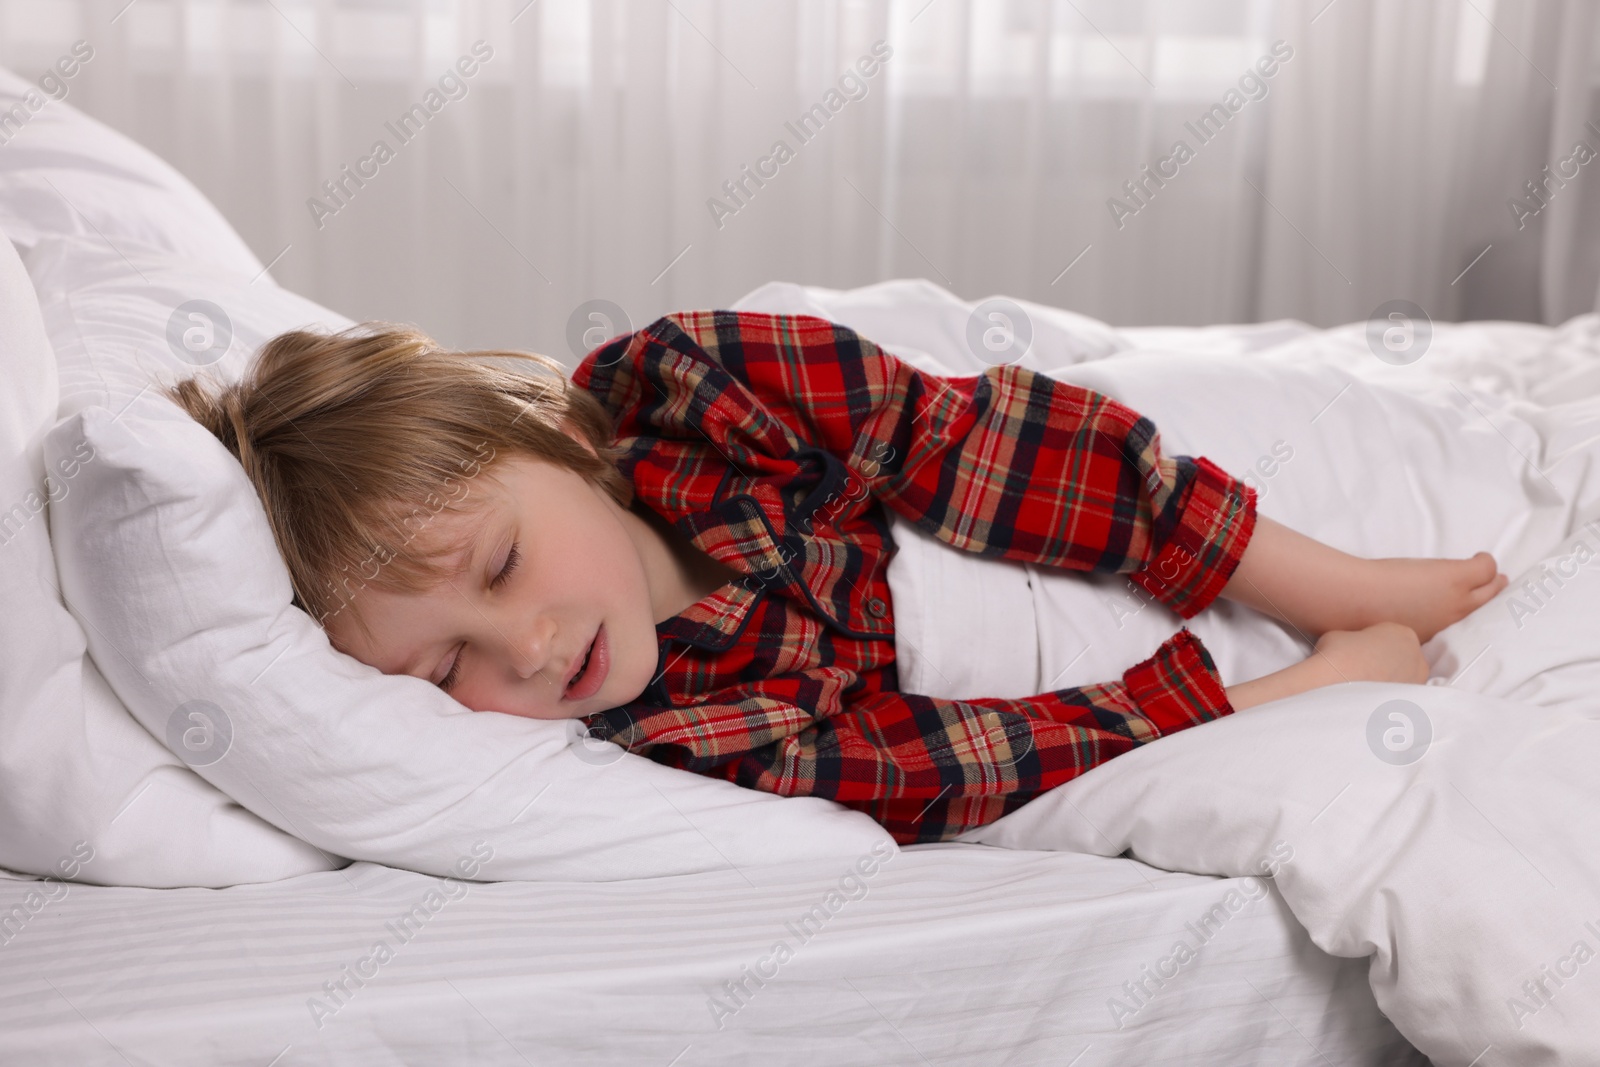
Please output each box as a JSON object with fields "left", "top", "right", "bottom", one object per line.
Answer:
{"left": 2, "top": 0, "right": 1598, "bottom": 365}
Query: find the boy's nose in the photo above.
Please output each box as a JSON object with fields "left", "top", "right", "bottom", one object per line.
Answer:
{"left": 506, "top": 613, "right": 556, "bottom": 684}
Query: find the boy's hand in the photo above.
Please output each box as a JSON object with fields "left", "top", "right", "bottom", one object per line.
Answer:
{"left": 1225, "top": 621, "right": 1427, "bottom": 711}
{"left": 1312, "top": 622, "right": 1428, "bottom": 685}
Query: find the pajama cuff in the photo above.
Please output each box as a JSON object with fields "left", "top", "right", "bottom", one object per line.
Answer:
{"left": 1122, "top": 628, "right": 1235, "bottom": 736}
{"left": 1128, "top": 455, "right": 1257, "bottom": 620}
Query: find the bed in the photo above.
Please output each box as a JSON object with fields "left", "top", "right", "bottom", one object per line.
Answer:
{"left": 5, "top": 64, "right": 1600, "bottom": 1066}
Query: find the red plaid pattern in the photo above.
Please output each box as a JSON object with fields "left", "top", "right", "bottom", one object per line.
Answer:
{"left": 572, "top": 311, "right": 1257, "bottom": 844}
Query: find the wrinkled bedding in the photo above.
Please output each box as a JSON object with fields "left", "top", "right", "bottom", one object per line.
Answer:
{"left": 765, "top": 280, "right": 1600, "bottom": 1065}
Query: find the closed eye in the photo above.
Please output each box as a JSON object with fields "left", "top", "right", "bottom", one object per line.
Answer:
{"left": 492, "top": 541, "right": 521, "bottom": 590}
{"left": 438, "top": 649, "right": 462, "bottom": 692}
{"left": 438, "top": 542, "right": 521, "bottom": 692}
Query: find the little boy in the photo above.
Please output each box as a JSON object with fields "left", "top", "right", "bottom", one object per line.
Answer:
{"left": 168, "top": 311, "right": 1504, "bottom": 844}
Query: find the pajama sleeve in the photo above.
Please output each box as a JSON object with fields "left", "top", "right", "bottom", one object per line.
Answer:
{"left": 862, "top": 351, "right": 1257, "bottom": 618}
{"left": 593, "top": 629, "right": 1231, "bottom": 844}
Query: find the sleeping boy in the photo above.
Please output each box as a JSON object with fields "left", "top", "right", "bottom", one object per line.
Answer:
{"left": 167, "top": 311, "right": 1505, "bottom": 843}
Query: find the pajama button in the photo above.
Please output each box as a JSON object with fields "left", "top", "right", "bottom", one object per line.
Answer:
{"left": 866, "top": 597, "right": 888, "bottom": 618}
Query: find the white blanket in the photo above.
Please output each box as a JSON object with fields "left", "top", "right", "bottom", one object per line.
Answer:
{"left": 739, "top": 282, "right": 1600, "bottom": 1065}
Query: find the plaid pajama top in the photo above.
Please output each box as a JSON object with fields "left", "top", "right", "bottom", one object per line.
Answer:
{"left": 571, "top": 310, "right": 1257, "bottom": 844}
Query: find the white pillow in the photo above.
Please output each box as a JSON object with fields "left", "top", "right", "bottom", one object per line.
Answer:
{"left": 24, "top": 234, "right": 343, "bottom": 420}
{"left": 0, "top": 66, "right": 264, "bottom": 277}
{"left": 0, "top": 226, "right": 329, "bottom": 888}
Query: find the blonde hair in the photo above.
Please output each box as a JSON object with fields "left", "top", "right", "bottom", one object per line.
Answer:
{"left": 164, "top": 322, "right": 632, "bottom": 639}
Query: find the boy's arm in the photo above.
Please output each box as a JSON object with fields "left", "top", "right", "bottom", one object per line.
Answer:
{"left": 589, "top": 629, "right": 1231, "bottom": 845}
{"left": 575, "top": 311, "right": 1255, "bottom": 621}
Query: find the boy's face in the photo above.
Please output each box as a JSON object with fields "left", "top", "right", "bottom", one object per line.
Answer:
{"left": 326, "top": 452, "right": 660, "bottom": 720}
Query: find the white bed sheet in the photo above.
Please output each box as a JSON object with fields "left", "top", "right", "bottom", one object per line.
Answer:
{"left": 0, "top": 846, "right": 1418, "bottom": 1066}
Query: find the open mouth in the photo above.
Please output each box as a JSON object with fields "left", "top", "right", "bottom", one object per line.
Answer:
{"left": 563, "top": 623, "right": 608, "bottom": 700}
{"left": 568, "top": 639, "right": 595, "bottom": 688}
